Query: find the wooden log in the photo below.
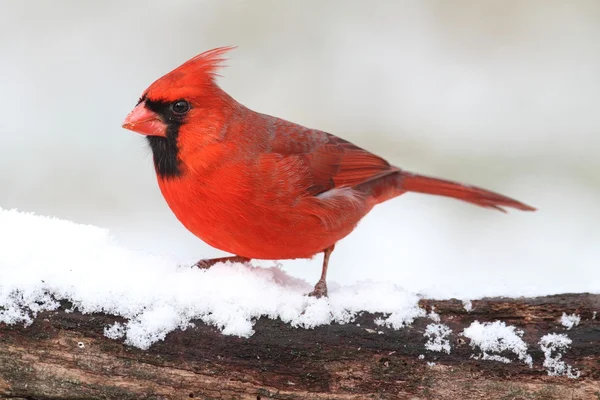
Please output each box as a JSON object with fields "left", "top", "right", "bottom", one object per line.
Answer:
{"left": 0, "top": 293, "right": 598, "bottom": 399}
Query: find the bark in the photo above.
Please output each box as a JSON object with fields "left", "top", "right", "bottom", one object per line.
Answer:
{"left": 0, "top": 293, "right": 598, "bottom": 400}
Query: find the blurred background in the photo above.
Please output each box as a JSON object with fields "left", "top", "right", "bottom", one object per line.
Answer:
{"left": 1, "top": 0, "right": 599, "bottom": 298}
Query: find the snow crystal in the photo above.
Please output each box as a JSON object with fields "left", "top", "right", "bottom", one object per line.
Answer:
{"left": 374, "top": 305, "right": 426, "bottom": 329}
{"left": 427, "top": 307, "right": 441, "bottom": 322}
{"left": 462, "top": 321, "right": 533, "bottom": 367}
{"left": 481, "top": 354, "right": 511, "bottom": 363}
{"left": 0, "top": 208, "right": 425, "bottom": 349}
{"left": 104, "top": 322, "right": 126, "bottom": 339}
{"left": 560, "top": 313, "right": 580, "bottom": 330}
{"left": 539, "top": 333, "right": 580, "bottom": 378}
{"left": 462, "top": 300, "right": 473, "bottom": 312}
{"left": 424, "top": 323, "right": 452, "bottom": 354}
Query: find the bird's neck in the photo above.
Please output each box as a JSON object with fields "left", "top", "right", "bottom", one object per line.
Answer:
{"left": 147, "top": 133, "right": 182, "bottom": 179}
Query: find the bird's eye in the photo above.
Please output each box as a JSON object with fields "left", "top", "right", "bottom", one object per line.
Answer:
{"left": 171, "top": 100, "right": 190, "bottom": 115}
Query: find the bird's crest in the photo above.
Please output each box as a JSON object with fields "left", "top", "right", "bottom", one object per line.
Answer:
{"left": 176, "top": 46, "right": 235, "bottom": 79}
{"left": 144, "top": 46, "right": 236, "bottom": 98}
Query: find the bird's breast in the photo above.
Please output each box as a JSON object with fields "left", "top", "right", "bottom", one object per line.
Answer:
{"left": 155, "top": 166, "right": 364, "bottom": 260}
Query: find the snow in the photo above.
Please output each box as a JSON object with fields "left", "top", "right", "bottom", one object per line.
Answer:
{"left": 462, "top": 321, "right": 533, "bottom": 367}
{"left": 0, "top": 207, "right": 592, "bottom": 359}
{"left": 104, "top": 322, "right": 126, "bottom": 340}
{"left": 427, "top": 307, "right": 441, "bottom": 322}
{"left": 462, "top": 300, "right": 473, "bottom": 312}
{"left": 0, "top": 208, "right": 425, "bottom": 349}
{"left": 539, "top": 333, "right": 580, "bottom": 378}
{"left": 560, "top": 313, "right": 580, "bottom": 330}
{"left": 373, "top": 305, "right": 426, "bottom": 330}
{"left": 424, "top": 323, "right": 452, "bottom": 354}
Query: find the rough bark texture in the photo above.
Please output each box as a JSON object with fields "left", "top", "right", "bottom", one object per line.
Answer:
{"left": 0, "top": 293, "right": 598, "bottom": 400}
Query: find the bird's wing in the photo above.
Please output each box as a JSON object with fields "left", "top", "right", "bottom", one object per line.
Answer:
{"left": 261, "top": 116, "right": 397, "bottom": 197}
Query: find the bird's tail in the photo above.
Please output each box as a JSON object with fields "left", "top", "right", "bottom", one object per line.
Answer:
{"left": 363, "top": 170, "right": 535, "bottom": 212}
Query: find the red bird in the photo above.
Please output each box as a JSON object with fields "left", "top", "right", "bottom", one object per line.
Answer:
{"left": 123, "top": 47, "right": 535, "bottom": 297}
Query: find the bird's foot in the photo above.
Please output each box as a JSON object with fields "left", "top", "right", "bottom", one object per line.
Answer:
{"left": 193, "top": 259, "right": 218, "bottom": 269}
{"left": 193, "top": 256, "right": 251, "bottom": 269}
{"left": 308, "top": 280, "right": 328, "bottom": 298}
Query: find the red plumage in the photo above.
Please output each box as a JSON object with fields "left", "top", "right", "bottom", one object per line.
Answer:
{"left": 123, "top": 47, "right": 535, "bottom": 297}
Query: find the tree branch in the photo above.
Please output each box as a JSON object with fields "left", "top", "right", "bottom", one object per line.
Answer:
{"left": 0, "top": 294, "right": 598, "bottom": 399}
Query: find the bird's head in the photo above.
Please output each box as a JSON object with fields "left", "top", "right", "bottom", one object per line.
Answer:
{"left": 122, "top": 46, "right": 236, "bottom": 178}
{"left": 122, "top": 46, "right": 235, "bottom": 138}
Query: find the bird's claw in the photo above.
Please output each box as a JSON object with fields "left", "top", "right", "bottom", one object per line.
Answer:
{"left": 193, "top": 259, "right": 217, "bottom": 269}
{"left": 308, "top": 280, "right": 328, "bottom": 298}
{"left": 193, "top": 256, "right": 251, "bottom": 270}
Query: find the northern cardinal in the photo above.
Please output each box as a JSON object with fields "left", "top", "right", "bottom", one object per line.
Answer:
{"left": 123, "top": 47, "right": 535, "bottom": 297}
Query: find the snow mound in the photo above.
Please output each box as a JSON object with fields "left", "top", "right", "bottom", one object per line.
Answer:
{"left": 462, "top": 320, "right": 533, "bottom": 367}
{"left": 560, "top": 313, "right": 580, "bottom": 330}
{"left": 0, "top": 208, "right": 424, "bottom": 349}
{"left": 424, "top": 323, "right": 452, "bottom": 354}
{"left": 539, "top": 333, "right": 580, "bottom": 378}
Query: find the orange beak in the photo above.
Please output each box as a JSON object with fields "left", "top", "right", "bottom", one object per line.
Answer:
{"left": 122, "top": 104, "right": 167, "bottom": 137}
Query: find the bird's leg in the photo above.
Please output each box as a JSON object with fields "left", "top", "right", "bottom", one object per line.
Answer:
{"left": 194, "top": 255, "right": 251, "bottom": 269}
{"left": 308, "top": 245, "right": 335, "bottom": 298}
